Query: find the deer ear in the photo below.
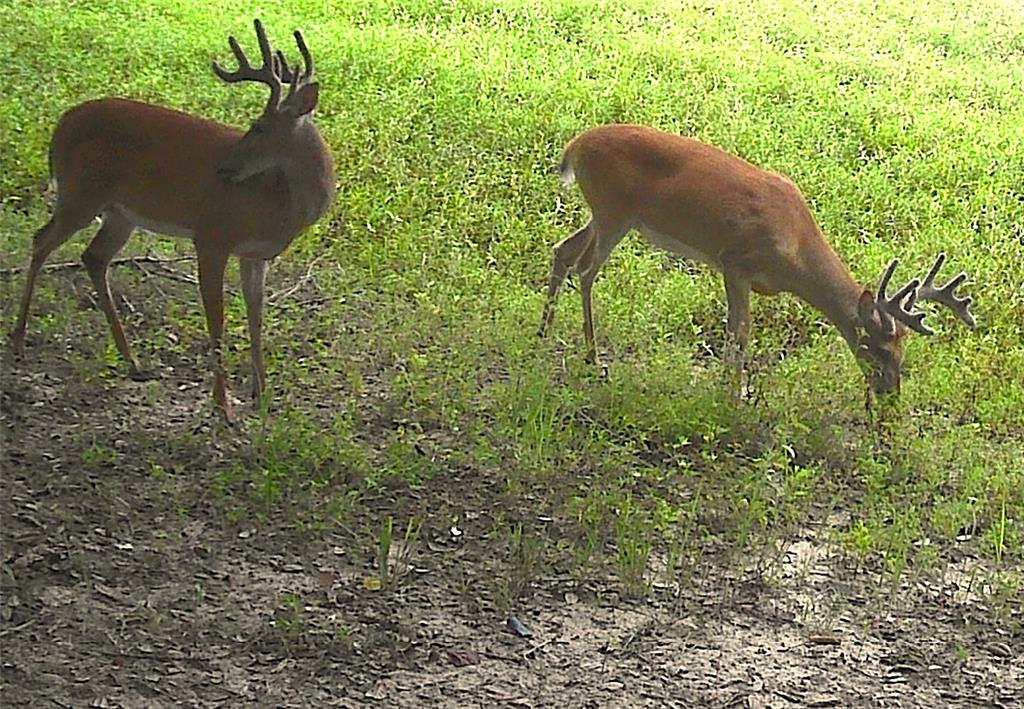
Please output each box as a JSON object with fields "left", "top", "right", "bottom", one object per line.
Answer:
{"left": 288, "top": 82, "right": 319, "bottom": 117}
{"left": 857, "top": 289, "right": 893, "bottom": 339}
{"left": 857, "top": 290, "right": 876, "bottom": 329}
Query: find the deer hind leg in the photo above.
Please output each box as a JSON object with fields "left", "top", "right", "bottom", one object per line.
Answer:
{"left": 576, "top": 219, "right": 630, "bottom": 367}
{"left": 239, "top": 257, "right": 268, "bottom": 402}
{"left": 10, "top": 206, "right": 96, "bottom": 356}
{"left": 538, "top": 221, "right": 594, "bottom": 338}
{"left": 81, "top": 210, "right": 142, "bottom": 376}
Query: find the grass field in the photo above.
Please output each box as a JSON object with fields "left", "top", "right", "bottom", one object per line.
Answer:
{"left": 1, "top": 0, "right": 1022, "bottom": 704}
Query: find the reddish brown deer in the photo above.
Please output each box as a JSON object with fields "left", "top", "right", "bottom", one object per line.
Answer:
{"left": 539, "top": 124, "right": 974, "bottom": 396}
{"left": 10, "top": 19, "right": 335, "bottom": 419}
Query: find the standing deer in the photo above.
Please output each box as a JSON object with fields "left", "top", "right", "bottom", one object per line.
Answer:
{"left": 10, "top": 19, "right": 335, "bottom": 419}
{"left": 538, "top": 124, "right": 975, "bottom": 396}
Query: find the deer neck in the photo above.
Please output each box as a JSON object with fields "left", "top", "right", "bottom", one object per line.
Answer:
{"left": 280, "top": 122, "right": 335, "bottom": 230}
{"left": 795, "top": 246, "right": 865, "bottom": 353}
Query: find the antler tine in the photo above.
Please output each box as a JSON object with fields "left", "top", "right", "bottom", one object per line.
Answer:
{"left": 873, "top": 258, "right": 932, "bottom": 335}
{"left": 920, "top": 252, "right": 946, "bottom": 292}
{"left": 293, "top": 30, "right": 314, "bottom": 82}
{"left": 876, "top": 258, "right": 899, "bottom": 302}
{"left": 276, "top": 29, "right": 314, "bottom": 92}
{"left": 211, "top": 18, "right": 283, "bottom": 112}
{"left": 912, "top": 252, "right": 976, "bottom": 328}
{"left": 252, "top": 18, "right": 274, "bottom": 68}
{"left": 273, "top": 50, "right": 301, "bottom": 100}
{"left": 211, "top": 36, "right": 251, "bottom": 81}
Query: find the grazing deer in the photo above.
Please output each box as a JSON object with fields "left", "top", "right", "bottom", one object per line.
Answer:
{"left": 10, "top": 19, "right": 335, "bottom": 419}
{"left": 538, "top": 124, "right": 975, "bottom": 396}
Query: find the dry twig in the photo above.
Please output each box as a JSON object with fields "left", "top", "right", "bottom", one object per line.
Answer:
{"left": 268, "top": 251, "right": 328, "bottom": 303}
{"left": 0, "top": 254, "right": 195, "bottom": 282}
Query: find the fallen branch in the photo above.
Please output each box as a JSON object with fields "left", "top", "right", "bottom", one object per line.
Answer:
{"left": 135, "top": 258, "right": 198, "bottom": 286}
{"left": 0, "top": 617, "right": 38, "bottom": 638}
{"left": 1, "top": 251, "right": 335, "bottom": 296}
{"left": 268, "top": 251, "right": 329, "bottom": 303}
{"left": 0, "top": 254, "right": 193, "bottom": 277}
{"left": 523, "top": 636, "right": 558, "bottom": 659}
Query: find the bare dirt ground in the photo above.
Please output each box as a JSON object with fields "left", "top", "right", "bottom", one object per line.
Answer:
{"left": 1, "top": 266, "right": 1022, "bottom": 708}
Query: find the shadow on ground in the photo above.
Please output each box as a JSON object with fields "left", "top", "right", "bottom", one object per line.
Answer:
{"left": 1, "top": 264, "right": 1021, "bottom": 708}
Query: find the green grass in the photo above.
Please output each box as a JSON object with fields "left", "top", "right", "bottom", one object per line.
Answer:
{"left": 1, "top": 0, "right": 1022, "bottom": 599}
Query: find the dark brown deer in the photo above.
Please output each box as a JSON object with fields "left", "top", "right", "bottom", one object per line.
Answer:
{"left": 11, "top": 19, "right": 336, "bottom": 419}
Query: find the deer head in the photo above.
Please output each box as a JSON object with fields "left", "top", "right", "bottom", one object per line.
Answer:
{"left": 856, "top": 252, "right": 975, "bottom": 394}
{"left": 212, "top": 19, "right": 321, "bottom": 184}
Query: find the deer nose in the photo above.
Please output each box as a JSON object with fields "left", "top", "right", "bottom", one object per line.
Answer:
{"left": 875, "top": 374, "right": 900, "bottom": 396}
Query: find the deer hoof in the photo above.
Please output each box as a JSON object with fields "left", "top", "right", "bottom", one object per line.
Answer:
{"left": 128, "top": 367, "right": 160, "bottom": 382}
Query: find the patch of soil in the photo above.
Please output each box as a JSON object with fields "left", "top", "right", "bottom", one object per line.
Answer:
{"left": 1, "top": 267, "right": 1021, "bottom": 708}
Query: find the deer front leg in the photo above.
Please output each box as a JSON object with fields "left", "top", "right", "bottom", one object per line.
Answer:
{"left": 724, "top": 270, "right": 752, "bottom": 396}
{"left": 197, "top": 245, "right": 231, "bottom": 419}
{"left": 240, "top": 257, "right": 268, "bottom": 401}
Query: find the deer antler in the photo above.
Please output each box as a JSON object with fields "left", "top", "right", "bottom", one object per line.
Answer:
{"left": 277, "top": 31, "right": 314, "bottom": 84}
{"left": 276, "top": 30, "right": 315, "bottom": 103}
{"left": 872, "top": 258, "right": 930, "bottom": 335}
{"left": 212, "top": 18, "right": 283, "bottom": 113}
{"left": 907, "top": 252, "right": 976, "bottom": 328}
